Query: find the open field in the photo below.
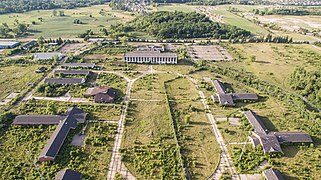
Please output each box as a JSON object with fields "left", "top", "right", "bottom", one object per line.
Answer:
{"left": 165, "top": 77, "right": 220, "bottom": 179}
{"left": 221, "top": 43, "right": 321, "bottom": 89}
{"left": 0, "top": 4, "right": 134, "bottom": 38}
{"left": 0, "top": 99, "right": 119, "bottom": 179}
{"left": 187, "top": 45, "right": 233, "bottom": 61}
{"left": 0, "top": 65, "right": 47, "bottom": 102}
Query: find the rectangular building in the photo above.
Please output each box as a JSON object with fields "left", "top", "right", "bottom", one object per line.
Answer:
{"left": 34, "top": 52, "right": 63, "bottom": 61}
{"left": 45, "top": 78, "right": 86, "bottom": 85}
{"left": 124, "top": 51, "right": 178, "bottom": 64}
{"left": 0, "top": 41, "right": 20, "bottom": 49}
{"left": 54, "top": 70, "right": 90, "bottom": 76}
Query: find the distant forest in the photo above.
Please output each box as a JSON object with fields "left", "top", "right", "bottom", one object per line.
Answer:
{"left": 111, "top": 11, "right": 251, "bottom": 39}
{"left": 0, "top": 0, "right": 109, "bottom": 14}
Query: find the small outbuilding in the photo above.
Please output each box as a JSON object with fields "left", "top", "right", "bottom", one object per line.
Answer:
{"left": 55, "top": 169, "right": 82, "bottom": 180}
{"left": 0, "top": 41, "right": 20, "bottom": 49}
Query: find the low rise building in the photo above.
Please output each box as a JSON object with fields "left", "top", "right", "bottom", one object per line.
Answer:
{"left": 55, "top": 169, "right": 82, "bottom": 180}
{"left": 34, "top": 52, "right": 63, "bottom": 61}
{"left": 22, "top": 40, "right": 36, "bottom": 50}
{"left": 44, "top": 78, "right": 86, "bottom": 85}
{"left": 0, "top": 41, "right": 20, "bottom": 49}
{"left": 54, "top": 70, "right": 90, "bottom": 76}
{"left": 245, "top": 110, "right": 313, "bottom": 153}
{"left": 211, "top": 79, "right": 258, "bottom": 106}
{"left": 13, "top": 107, "right": 87, "bottom": 162}
{"left": 262, "top": 168, "right": 284, "bottom": 180}
{"left": 84, "top": 86, "right": 117, "bottom": 103}
{"left": 124, "top": 45, "right": 177, "bottom": 64}
{"left": 61, "top": 63, "right": 96, "bottom": 69}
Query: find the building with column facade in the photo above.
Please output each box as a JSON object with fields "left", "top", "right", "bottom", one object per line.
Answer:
{"left": 124, "top": 46, "right": 178, "bottom": 64}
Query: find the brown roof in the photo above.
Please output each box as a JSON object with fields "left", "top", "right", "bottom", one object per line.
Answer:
{"left": 84, "top": 86, "right": 110, "bottom": 96}
{"left": 262, "top": 168, "right": 284, "bottom": 180}
{"left": 13, "top": 115, "right": 66, "bottom": 125}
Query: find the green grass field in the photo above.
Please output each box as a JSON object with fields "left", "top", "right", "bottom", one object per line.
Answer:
{"left": 0, "top": 4, "right": 134, "bottom": 38}
{"left": 165, "top": 77, "right": 220, "bottom": 179}
{"left": 0, "top": 65, "right": 47, "bottom": 100}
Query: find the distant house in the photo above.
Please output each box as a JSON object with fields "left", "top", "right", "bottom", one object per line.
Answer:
{"left": 22, "top": 40, "right": 36, "bottom": 50}
{"left": 34, "top": 52, "right": 63, "bottom": 61}
{"left": 54, "top": 70, "right": 90, "bottom": 76}
{"left": 61, "top": 63, "right": 96, "bottom": 69}
{"left": 245, "top": 110, "right": 313, "bottom": 153}
{"left": 35, "top": 66, "right": 47, "bottom": 73}
{"left": 45, "top": 78, "right": 86, "bottom": 85}
{"left": 84, "top": 86, "right": 117, "bottom": 103}
{"left": 211, "top": 79, "right": 258, "bottom": 106}
{"left": 55, "top": 169, "right": 82, "bottom": 180}
{"left": 0, "top": 41, "right": 20, "bottom": 49}
{"left": 262, "top": 168, "right": 284, "bottom": 180}
{"left": 13, "top": 107, "right": 87, "bottom": 162}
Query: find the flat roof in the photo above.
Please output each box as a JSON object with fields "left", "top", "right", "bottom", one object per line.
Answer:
{"left": 125, "top": 51, "right": 177, "bottom": 58}
{"left": 244, "top": 110, "right": 269, "bottom": 135}
{"left": 34, "top": 52, "right": 63, "bottom": 60}
{"left": 54, "top": 70, "right": 90, "bottom": 75}
{"left": 13, "top": 115, "right": 66, "bottom": 125}
{"left": 61, "top": 63, "right": 95, "bottom": 67}
{"left": 45, "top": 78, "right": 85, "bottom": 85}
{"left": 0, "top": 41, "right": 20, "bottom": 46}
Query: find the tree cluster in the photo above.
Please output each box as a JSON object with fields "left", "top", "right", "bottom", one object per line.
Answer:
{"left": 111, "top": 11, "right": 251, "bottom": 39}
{"left": 0, "top": 22, "right": 28, "bottom": 38}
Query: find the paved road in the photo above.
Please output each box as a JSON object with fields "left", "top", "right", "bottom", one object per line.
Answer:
{"left": 106, "top": 72, "right": 147, "bottom": 180}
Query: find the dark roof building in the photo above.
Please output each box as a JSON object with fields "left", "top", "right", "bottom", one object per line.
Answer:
{"left": 54, "top": 70, "right": 90, "bottom": 76}
{"left": 45, "top": 78, "right": 86, "bottom": 85}
{"left": 84, "top": 86, "right": 117, "bottom": 103}
{"left": 211, "top": 79, "right": 258, "bottom": 106}
{"left": 61, "top": 63, "right": 96, "bottom": 69}
{"left": 55, "top": 169, "right": 82, "bottom": 180}
{"left": 36, "top": 66, "right": 47, "bottom": 73}
{"left": 244, "top": 110, "right": 313, "bottom": 153}
{"left": 22, "top": 40, "right": 36, "bottom": 50}
{"left": 262, "top": 168, "right": 284, "bottom": 180}
{"left": 38, "top": 107, "right": 87, "bottom": 162}
{"left": 13, "top": 115, "right": 66, "bottom": 125}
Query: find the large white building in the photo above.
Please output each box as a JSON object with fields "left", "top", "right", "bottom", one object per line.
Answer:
{"left": 124, "top": 46, "right": 178, "bottom": 64}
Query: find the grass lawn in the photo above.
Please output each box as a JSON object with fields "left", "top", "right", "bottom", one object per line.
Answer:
{"left": 165, "top": 77, "right": 220, "bottom": 179}
{"left": 130, "top": 73, "right": 176, "bottom": 100}
{"left": 0, "top": 4, "right": 134, "bottom": 38}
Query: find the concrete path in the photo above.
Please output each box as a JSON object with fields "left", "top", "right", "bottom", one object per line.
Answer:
{"left": 107, "top": 73, "right": 147, "bottom": 180}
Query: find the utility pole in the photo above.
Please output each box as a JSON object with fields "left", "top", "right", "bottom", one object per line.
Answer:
{"left": 26, "top": 151, "right": 43, "bottom": 180}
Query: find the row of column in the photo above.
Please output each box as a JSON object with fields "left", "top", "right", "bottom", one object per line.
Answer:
{"left": 124, "top": 56, "right": 177, "bottom": 64}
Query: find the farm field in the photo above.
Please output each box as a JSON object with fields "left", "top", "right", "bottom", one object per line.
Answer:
{"left": 0, "top": 4, "right": 134, "bottom": 38}
{"left": 165, "top": 77, "right": 220, "bottom": 179}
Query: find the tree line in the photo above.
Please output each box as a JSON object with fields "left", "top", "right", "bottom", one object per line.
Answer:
{"left": 0, "top": 0, "right": 109, "bottom": 14}
{"left": 110, "top": 11, "right": 251, "bottom": 39}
